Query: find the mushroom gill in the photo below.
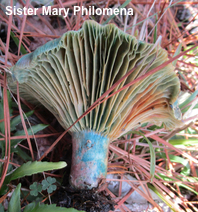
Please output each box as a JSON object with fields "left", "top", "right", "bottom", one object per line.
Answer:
{"left": 7, "top": 20, "right": 181, "bottom": 189}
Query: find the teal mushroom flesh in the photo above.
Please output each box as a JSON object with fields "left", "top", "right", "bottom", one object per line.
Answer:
{"left": 7, "top": 20, "right": 181, "bottom": 189}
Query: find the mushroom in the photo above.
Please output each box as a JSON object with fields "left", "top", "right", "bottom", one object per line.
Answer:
{"left": 7, "top": 20, "right": 181, "bottom": 190}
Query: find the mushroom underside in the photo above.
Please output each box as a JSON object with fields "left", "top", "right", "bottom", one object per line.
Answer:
{"left": 7, "top": 20, "right": 181, "bottom": 189}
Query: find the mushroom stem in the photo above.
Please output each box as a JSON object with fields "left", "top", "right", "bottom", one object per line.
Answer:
{"left": 70, "top": 130, "right": 109, "bottom": 189}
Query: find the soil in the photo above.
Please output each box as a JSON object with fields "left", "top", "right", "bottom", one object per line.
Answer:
{"left": 53, "top": 186, "right": 116, "bottom": 212}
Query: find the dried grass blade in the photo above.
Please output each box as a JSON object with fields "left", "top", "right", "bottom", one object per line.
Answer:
{"left": 16, "top": 82, "right": 34, "bottom": 160}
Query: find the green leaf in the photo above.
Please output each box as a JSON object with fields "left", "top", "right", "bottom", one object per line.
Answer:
{"left": 46, "top": 176, "right": 56, "bottom": 184}
{"left": 153, "top": 14, "right": 158, "bottom": 43}
{"left": 10, "top": 31, "right": 27, "bottom": 55}
{"left": 172, "top": 43, "right": 182, "bottom": 66}
{"left": 47, "top": 184, "right": 57, "bottom": 193}
{"left": 148, "top": 184, "right": 183, "bottom": 212}
{"left": 1, "top": 123, "right": 48, "bottom": 160}
{"left": 13, "top": 124, "right": 48, "bottom": 137}
{"left": 0, "top": 90, "right": 13, "bottom": 134}
{"left": 0, "top": 140, "right": 5, "bottom": 159}
{"left": 41, "top": 179, "right": 50, "bottom": 190}
{"left": 5, "top": 161, "right": 67, "bottom": 184}
{"left": 157, "top": 173, "right": 174, "bottom": 181}
{"left": 177, "top": 183, "right": 198, "bottom": 196}
{"left": 11, "top": 124, "right": 48, "bottom": 147}
{"left": 14, "top": 146, "right": 32, "bottom": 162}
{"left": 10, "top": 110, "right": 34, "bottom": 131}
{"left": 169, "top": 138, "right": 198, "bottom": 147}
{"left": 132, "top": 131, "right": 155, "bottom": 182}
{"left": 8, "top": 183, "right": 21, "bottom": 212}
{"left": 180, "top": 90, "right": 198, "bottom": 111}
{"left": 24, "top": 203, "right": 85, "bottom": 212}
{"left": 0, "top": 204, "right": 5, "bottom": 212}
{"left": 42, "top": 177, "right": 57, "bottom": 193}
{"left": 177, "top": 71, "right": 190, "bottom": 87}
{"left": 30, "top": 182, "right": 42, "bottom": 196}
{"left": 157, "top": 153, "right": 190, "bottom": 176}
{"left": 23, "top": 202, "right": 36, "bottom": 212}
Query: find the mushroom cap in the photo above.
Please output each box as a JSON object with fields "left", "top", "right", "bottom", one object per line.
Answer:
{"left": 8, "top": 20, "right": 181, "bottom": 140}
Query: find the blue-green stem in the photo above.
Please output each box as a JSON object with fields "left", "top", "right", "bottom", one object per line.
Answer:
{"left": 70, "top": 130, "right": 109, "bottom": 189}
